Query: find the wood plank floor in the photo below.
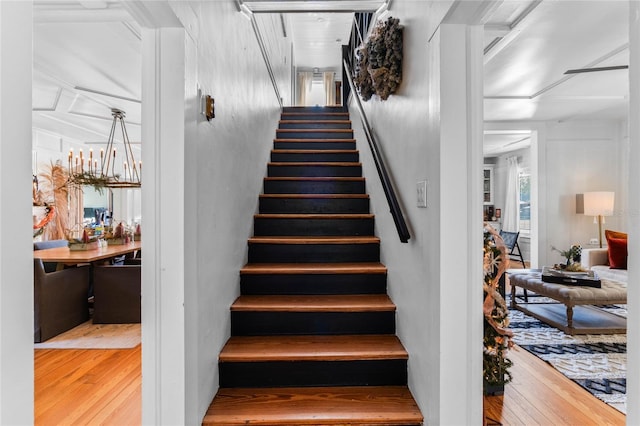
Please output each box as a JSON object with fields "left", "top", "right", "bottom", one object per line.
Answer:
{"left": 484, "top": 344, "right": 625, "bottom": 425}
{"left": 35, "top": 345, "right": 141, "bottom": 426}
{"left": 34, "top": 341, "right": 624, "bottom": 425}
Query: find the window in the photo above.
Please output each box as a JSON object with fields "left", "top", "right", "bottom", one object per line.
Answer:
{"left": 518, "top": 173, "right": 530, "bottom": 232}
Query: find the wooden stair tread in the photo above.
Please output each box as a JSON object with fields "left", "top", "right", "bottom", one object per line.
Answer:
{"left": 204, "top": 386, "right": 422, "bottom": 425}
{"left": 279, "top": 120, "right": 352, "bottom": 124}
{"left": 271, "top": 149, "right": 359, "bottom": 154}
{"left": 255, "top": 214, "right": 374, "bottom": 219}
{"left": 264, "top": 176, "right": 365, "bottom": 181}
{"left": 248, "top": 236, "right": 380, "bottom": 244}
{"left": 219, "top": 335, "right": 407, "bottom": 362}
{"left": 240, "top": 262, "right": 387, "bottom": 275}
{"left": 269, "top": 162, "right": 361, "bottom": 167}
{"left": 231, "top": 294, "right": 395, "bottom": 312}
{"left": 260, "top": 194, "right": 369, "bottom": 199}
{"left": 274, "top": 138, "right": 356, "bottom": 142}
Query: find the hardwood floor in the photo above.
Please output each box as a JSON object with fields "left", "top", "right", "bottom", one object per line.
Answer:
{"left": 35, "top": 345, "right": 141, "bottom": 425}
{"left": 484, "top": 344, "right": 625, "bottom": 425}
{"left": 34, "top": 341, "right": 624, "bottom": 425}
{"left": 34, "top": 320, "right": 624, "bottom": 426}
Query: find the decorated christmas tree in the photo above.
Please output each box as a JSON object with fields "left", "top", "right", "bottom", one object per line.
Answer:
{"left": 483, "top": 224, "right": 514, "bottom": 391}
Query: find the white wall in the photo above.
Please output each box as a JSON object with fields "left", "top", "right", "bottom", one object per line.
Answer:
{"left": 168, "top": 2, "right": 281, "bottom": 423}
{"left": 625, "top": 2, "right": 640, "bottom": 422}
{"left": 254, "top": 13, "right": 292, "bottom": 106}
{"left": 350, "top": 0, "right": 484, "bottom": 423}
{"left": 0, "top": 2, "right": 34, "bottom": 424}
{"left": 543, "top": 120, "right": 626, "bottom": 265}
{"left": 487, "top": 119, "right": 626, "bottom": 266}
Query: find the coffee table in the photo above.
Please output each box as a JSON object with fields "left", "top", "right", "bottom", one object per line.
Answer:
{"left": 508, "top": 270, "right": 627, "bottom": 334}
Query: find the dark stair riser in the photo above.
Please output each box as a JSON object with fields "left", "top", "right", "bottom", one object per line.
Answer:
{"left": 268, "top": 164, "right": 362, "bottom": 178}
{"left": 231, "top": 311, "right": 395, "bottom": 336}
{"left": 283, "top": 106, "right": 347, "bottom": 113}
{"left": 279, "top": 122, "right": 352, "bottom": 130}
{"left": 274, "top": 141, "right": 356, "bottom": 150}
{"left": 248, "top": 242, "right": 380, "bottom": 263}
{"left": 219, "top": 359, "right": 407, "bottom": 388}
{"left": 271, "top": 151, "right": 359, "bottom": 163}
{"left": 240, "top": 273, "right": 387, "bottom": 295}
{"left": 254, "top": 217, "right": 374, "bottom": 237}
{"left": 281, "top": 114, "right": 349, "bottom": 121}
{"left": 276, "top": 130, "right": 354, "bottom": 139}
{"left": 264, "top": 179, "right": 365, "bottom": 194}
{"left": 259, "top": 197, "right": 370, "bottom": 214}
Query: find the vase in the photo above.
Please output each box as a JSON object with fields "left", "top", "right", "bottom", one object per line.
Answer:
{"left": 483, "top": 379, "right": 504, "bottom": 396}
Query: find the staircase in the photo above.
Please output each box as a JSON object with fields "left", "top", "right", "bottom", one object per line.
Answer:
{"left": 203, "top": 106, "right": 423, "bottom": 425}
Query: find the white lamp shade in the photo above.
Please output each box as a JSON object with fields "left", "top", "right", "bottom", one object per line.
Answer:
{"left": 583, "top": 191, "right": 615, "bottom": 216}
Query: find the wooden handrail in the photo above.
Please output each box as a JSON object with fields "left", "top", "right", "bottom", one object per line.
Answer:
{"left": 342, "top": 58, "right": 410, "bottom": 243}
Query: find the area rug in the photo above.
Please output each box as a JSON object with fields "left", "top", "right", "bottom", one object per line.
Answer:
{"left": 34, "top": 321, "right": 141, "bottom": 349}
{"left": 508, "top": 296, "right": 627, "bottom": 414}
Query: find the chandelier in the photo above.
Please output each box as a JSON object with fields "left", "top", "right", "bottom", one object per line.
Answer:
{"left": 67, "top": 108, "right": 141, "bottom": 189}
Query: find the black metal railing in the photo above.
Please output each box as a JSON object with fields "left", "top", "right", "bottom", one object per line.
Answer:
{"left": 342, "top": 15, "right": 410, "bottom": 243}
{"left": 343, "top": 13, "right": 373, "bottom": 106}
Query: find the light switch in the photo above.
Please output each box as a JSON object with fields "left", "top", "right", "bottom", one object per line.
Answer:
{"left": 417, "top": 181, "right": 427, "bottom": 208}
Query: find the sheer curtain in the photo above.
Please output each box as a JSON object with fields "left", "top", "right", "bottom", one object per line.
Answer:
{"left": 502, "top": 156, "right": 519, "bottom": 232}
{"left": 297, "top": 72, "right": 313, "bottom": 106}
{"left": 323, "top": 72, "right": 335, "bottom": 106}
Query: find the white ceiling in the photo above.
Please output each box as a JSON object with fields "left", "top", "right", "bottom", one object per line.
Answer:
{"left": 31, "top": 1, "right": 630, "bottom": 159}
{"left": 33, "top": 1, "right": 141, "bottom": 156}
{"left": 483, "top": 0, "right": 629, "bottom": 156}
{"left": 288, "top": 13, "right": 354, "bottom": 70}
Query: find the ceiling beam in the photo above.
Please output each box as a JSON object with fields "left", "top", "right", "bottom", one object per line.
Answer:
{"left": 238, "top": 0, "right": 385, "bottom": 13}
{"left": 34, "top": 4, "right": 133, "bottom": 23}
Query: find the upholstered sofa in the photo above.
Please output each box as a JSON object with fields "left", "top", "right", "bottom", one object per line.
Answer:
{"left": 582, "top": 248, "right": 628, "bottom": 284}
{"left": 581, "top": 229, "right": 628, "bottom": 285}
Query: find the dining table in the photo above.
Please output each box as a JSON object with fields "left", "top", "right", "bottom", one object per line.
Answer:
{"left": 34, "top": 240, "right": 142, "bottom": 265}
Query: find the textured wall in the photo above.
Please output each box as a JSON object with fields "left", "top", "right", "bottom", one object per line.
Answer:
{"left": 170, "top": 1, "right": 283, "bottom": 422}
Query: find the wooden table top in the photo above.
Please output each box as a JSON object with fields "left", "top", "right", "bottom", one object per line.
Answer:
{"left": 34, "top": 241, "right": 142, "bottom": 263}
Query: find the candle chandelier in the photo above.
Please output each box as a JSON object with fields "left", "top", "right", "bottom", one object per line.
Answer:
{"left": 68, "top": 108, "right": 141, "bottom": 189}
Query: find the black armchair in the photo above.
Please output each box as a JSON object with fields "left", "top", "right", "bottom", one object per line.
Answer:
{"left": 499, "top": 230, "right": 526, "bottom": 268}
{"left": 93, "top": 264, "right": 141, "bottom": 324}
{"left": 34, "top": 258, "right": 90, "bottom": 342}
{"left": 499, "top": 230, "right": 529, "bottom": 301}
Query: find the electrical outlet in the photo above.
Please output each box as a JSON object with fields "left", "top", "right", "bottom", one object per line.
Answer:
{"left": 589, "top": 238, "right": 599, "bottom": 245}
{"left": 416, "top": 181, "right": 427, "bottom": 208}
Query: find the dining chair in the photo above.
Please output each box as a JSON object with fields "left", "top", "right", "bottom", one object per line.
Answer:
{"left": 34, "top": 258, "right": 90, "bottom": 342}
{"left": 92, "top": 264, "right": 141, "bottom": 323}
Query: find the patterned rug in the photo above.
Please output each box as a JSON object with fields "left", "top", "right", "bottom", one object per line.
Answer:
{"left": 34, "top": 321, "right": 141, "bottom": 349}
{"left": 508, "top": 295, "right": 627, "bottom": 414}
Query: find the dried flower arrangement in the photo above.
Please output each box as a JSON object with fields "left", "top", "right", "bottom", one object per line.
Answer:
{"left": 36, "top": 161, "right": 74, "bottom": 240}
{"left": 353, "top": 17, "right": 403, "bottom": 101}
{"left": 483, "top": 224, "right": 514, "bottom": 391}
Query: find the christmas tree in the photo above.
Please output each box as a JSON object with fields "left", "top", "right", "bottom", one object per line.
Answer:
{"left": 483, "top": 224, "right": 514, "bottom": 390}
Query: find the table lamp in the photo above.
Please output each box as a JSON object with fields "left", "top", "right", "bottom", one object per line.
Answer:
{"left": 583, "top": 191, "right": 615, "bottom": 248}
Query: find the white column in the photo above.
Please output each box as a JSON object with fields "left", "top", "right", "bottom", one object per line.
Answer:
{"left": 141, "top": 27, "right": 186, "bottom": 425}
{"left": 626, "top": 1, "right": 640, "bottom": 423}
{"left": 0, "top": 2, "right": 34, "bottom": 424}
{"left": 438, "top": 23, "right": 484, "bottom": 425}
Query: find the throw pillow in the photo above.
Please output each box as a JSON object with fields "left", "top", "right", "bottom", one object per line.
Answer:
{"left": 606, "top": 236, "right": 628, "bottom": 270}
{"left": 605, "top": 229, "right": 627, "bottom": 240}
